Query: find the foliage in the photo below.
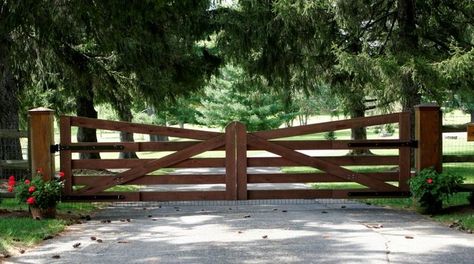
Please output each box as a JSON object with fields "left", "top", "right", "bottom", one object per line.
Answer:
{"left": 324, "top": 131, "right": 336, "bottom": 140}
{"left": 469, "top": 192, "right": 474, "bottom": 207}
{"left": 10, "top": 171, "right": 64, "bottom": 209}
{"left": 409, "top": 168, "right": 464, "bottom": 214}
{"left": 198, "top": 65, "right": 292, "bottom": 131}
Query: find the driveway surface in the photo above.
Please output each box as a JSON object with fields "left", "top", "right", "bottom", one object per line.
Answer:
{"left": 4, "top": 200, "right": 474, "bottom": 264}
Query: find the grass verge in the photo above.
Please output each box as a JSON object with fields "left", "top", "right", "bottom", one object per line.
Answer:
{"left": 0, "top": 198, "right": 101, "bottom": 257}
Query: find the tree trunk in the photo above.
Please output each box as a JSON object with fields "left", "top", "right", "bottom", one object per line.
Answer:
{"left": 0, "top": 39, "right": 23, "bottom": 178}
{"left": 76, "top": 82, "right": 100, "bottom": 160}
{"left": 117, "top": 105, "right": 138, "bottom": 159}
{"left": 348, "top": 99, "right": 372, "bottom": 156}
{"left": 398, "top": 0, "right": 420, "bottom": 139}
{"left": 149, "top": 107, "right": 168, "bottom": 142}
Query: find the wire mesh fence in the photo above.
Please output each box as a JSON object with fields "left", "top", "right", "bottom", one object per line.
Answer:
{"left": 0, "top": 130, "right": 30, "bottom": 197}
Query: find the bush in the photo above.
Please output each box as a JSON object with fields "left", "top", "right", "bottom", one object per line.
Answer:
{"left": 409, "top": 168, "right": 464, "bottom": 214}
{"left": 469, "top": 192, "right": 474, "bottom": 207}
{"left": 324, "top": 131, "right": 336, "bottom": 140}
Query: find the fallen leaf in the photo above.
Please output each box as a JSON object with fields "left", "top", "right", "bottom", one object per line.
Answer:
{"left": 262, "top": 235, "right": 268, "bottom": 239}
{"left": 73, "top": 242, "right": 81, "bottom": 248}
{"left": 405, "top": 236, "right": 414, "bottom": 239}
{"left": 126, "top": 219, "right": 131, "bottom": 222}
{"left": 118, "top": 240, "right": 129, "bottom": 244}
{"left": 52, "top": 255, "right": 60, "bottom": 259}
{"left": 243, "top": 215, "right": 251, "bottom": 218}
{"left": 19, "top": 249, "right": 25, "bottom": 254}
{"left": 148, "top": 215, "right": 153, "bottom": 218}
{"left": 97, "top": 239, "right": 103, "bottom": 243}
{"left": 237, "top": 231, "right": 243, "bottom": 234}
{"left": 90, "top": 236, "right": 97, "bottom": 241}
{"left": 321, "top": 211, "right": 328, "bottom": 214}
{"left": 341, "top": 205, "right": 346, "bottom": 209}
{"left": 282, "top": 210, "right": 287, "bottom": 213}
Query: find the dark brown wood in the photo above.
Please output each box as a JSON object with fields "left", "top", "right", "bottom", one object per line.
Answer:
{"left": 75, "top": 135, "right": 225, "bottom": 194}
{"left": 247, "top": 134, "right": 398, "bottom": 191}
{"left": 415, "top": 105, "right": 442, "bottom": 172}
{"left": 69, "top": 116, "right": 221, "bottom": 140}
{"left": 442, "top": 124, "right": 467, "bottom": 133}
{"left": 398, "top": 112, "right": 411, "bottom": 191}
{"left": 249, "top": 139, "right": 414, "bottom": 150}
{"left": 72, "top": 158, "right": 226, "bottom": 169}
{"left": 253, "top": 113, "right": 400, "bottom": 139}
{"left": 60, "top": 116, "right": 73, "bottom": 195}
{"left": 225, "top": 122, "right": 237, "bottom": 200}
{"left": 29, "top": 108, "right": 55, "bottom": 180}
{"left": 442, "top": 155, "right": 474, "bottom": 163}
{"left": 248, "top": 172, "right": 399, "bottom": 183}
{"left": 236, "top": 122, "right": 248, "bottom": 200}
{"left": 248, "top": 189, "right": 409, "bottom": 199}
{"left": 66, "top": 191, "right": 226, "bottom": 201}
{"left": 63, "top": 141, "right": 202, "bottom": 152}
{"left": 248, "top": 156, "right": 400, "bottom": 167}
{"left": 0, "top": 129, "right": 28, "bottom": 138}
{"left": 73, "top": 174, "right": 225, "bottom": 186}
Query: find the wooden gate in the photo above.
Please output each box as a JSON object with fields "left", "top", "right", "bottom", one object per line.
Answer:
{"left": 58, "top": 112, "right": 415, "bottom": 201}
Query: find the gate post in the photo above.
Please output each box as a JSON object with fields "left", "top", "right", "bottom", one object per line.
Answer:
{"left": 225, "top": 122, "right": 237, "bottom": 200}
{"left": 29, "top": 107, "right": 55, "bottom": 180}
{"left": 235, "top": 122, "right": 247, "bottom": 200}
{"left": 414, "top": 104, "right": 442, "bottom": 173}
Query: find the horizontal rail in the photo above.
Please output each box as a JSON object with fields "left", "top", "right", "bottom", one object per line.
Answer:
{"left": 0, "top": 129, "right": 28, "bottom": 138}
{"left": 248, "top": 172, "right": 399, "bottom": 183}
{"left": 247, "top": 189, "right": 410, "bottom": 199}
{"left": 0, "top": 160, "right": 29, "bottom": 169}
{"left": 443, "top": 155, "right": 474, "bottom": 163}
{"left": 442, "top": 125, "right": 467, "bottom": 133}
{"left": 253, "top": 113, "right": 402, "bottom": 139}
{"left": 68, "top": 116, "right": 221, "bottom": 140}
{"left": 73, "top": 174, "right": 225, "bottom": 185}
{"left": 65, "top": 191, "right": 227, "bottom": 201}
{"left": 72, "top": 156, "right": 400, "bottom": 169}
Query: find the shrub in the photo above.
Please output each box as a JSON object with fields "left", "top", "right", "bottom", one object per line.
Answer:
{"left": 409, "top": 168, "right": 464, "bottom": 214}
{"left": 11, "top": 170, "right": 64, "bottom": 209}
{"left": 324, "top": 131, "right": 336, "bottom": 140}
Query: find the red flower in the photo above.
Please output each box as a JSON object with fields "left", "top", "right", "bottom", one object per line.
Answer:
{"left": 24, "top": 179, "right": 31, "bottom": 185}
{"left": 426, "top": 178, "right": 433, "bottom": 184}
{"left": 8, "top": 179, "right": 15, "bottom": 186}
{"left": 58, "top": 171, "right": 65, "bottom": 178}
{"left": 28, "top": 186, "right": 36, "bottom": 193}
{"left": 36, "top": 168, "right": 43, "bottom": 174}
{"left": 7, "top": 186, "right": 14, "bottom": 192}
{"left": 9, "top": 176, "right": 15, "bottom": 181}
{"left": 26, "top": 197, "right": 36, "bottom": 205}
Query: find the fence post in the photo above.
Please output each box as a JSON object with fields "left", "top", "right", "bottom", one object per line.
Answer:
{"left": 225, "top": 122, "right": 237, "bottom": 200}
{"left": 235, "top": 122, "right": 247, "bottom": 200}
{"left": 415, "top": 104, "right": 442, "bottom": 173}
{"left": 29, "top": 108, "right": 55, "bottom": 180}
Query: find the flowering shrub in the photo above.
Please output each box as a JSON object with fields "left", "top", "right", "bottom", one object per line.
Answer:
{"left": 409, "top": 168, "right": 464, "bottom": 214}
{"left": 10, "top": 169, "right": 65, "bottom": 209}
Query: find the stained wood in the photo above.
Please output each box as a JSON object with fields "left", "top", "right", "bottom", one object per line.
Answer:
{"left": 468, "top": 124, "right": 474, "bottom": 141}
{"left": 69, "top": 116, "right": 221, "bottom": 140}
{"left": 247, "top": 156, "right": 399, "bottom": 167}
{"left": 29, "top": 108, "right": 55, "bottom": 180}
{"left": 0, "top": 129, "right": 28, "bottom": 138}
{"left": 415, "top": 105, "right": 442, "bottom": 172}
{"left": 73, "top": 174, "right": 225, "bottom": 185}
{"left": 398, "top": 112, "right": 411, "bottom": 191}
{"left": 253, "top": 113, "right": 401, "bottom": 139}
{"left": 442, "top": 155, "right": 474, "bottom": 163}
{"left": 248, "top": 189, "right": 409, "bottom": 199}
{"left": 247, "top": 134, "right": 398, "bottom": 191}
{"left": 249, "top": 139, "right": 412, "bottom": 150}
{"left": 248, "top": 172, "right": 399, "bottom": 183}
{"left": 72, "top": 158, "right": 226, "bottom": 169}
{"left": 67, "top": 191, "right": 226, "bottom": 201}
{"left": 236, "top": 122, "right": 248, "bottom": 200}
{"left": 225, "top": 123, "right": 237, "bottom": 200}
{"left": 75, "top": 135, "right": 225, "bottom": 194}
{"left": 60, "top": 116, "right": 73, "bottom": 195}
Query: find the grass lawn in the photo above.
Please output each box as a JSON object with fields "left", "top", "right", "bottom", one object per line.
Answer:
{"left": 0, "top": 198, "right": 100, "bottom": 256}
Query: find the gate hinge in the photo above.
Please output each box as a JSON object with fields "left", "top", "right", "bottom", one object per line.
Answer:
{"left": 50, "top": 144, "right": 125, "bottom": 153}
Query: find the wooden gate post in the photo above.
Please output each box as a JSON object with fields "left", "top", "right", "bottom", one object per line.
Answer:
{"left": 235, "top": 122, "right": 247, "bottom": 200}
{"left": 225, "top": 122, "right": 237, "bottom": 200}
{"left": 415, "top": 104, "right": 442, "bottom": 173}
{"left": 29, "top": 107, "right": 55, "bottom": 180}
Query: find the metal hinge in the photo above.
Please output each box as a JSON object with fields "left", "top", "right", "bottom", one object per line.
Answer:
{"left": 50, "top": 144, "right": 125, "bottom": 153}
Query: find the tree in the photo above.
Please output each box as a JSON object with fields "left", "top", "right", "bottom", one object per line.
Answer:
{"left": 198, "top": 65, "right": 292, "bottom": 131}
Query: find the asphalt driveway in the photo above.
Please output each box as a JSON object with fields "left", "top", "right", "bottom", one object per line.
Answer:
{"left": 5, "top": 200, "right": 474, "bottom": 264}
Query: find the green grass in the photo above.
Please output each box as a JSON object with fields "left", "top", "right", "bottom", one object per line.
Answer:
{"left": 0, "top": 198, "right": 100, "bottom": 255}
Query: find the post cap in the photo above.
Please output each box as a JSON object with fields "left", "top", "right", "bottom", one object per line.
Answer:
{"left": 28, "top": 107, "right": 54, "bottom": 114}
{"left": 414, "top": 103, "right": 440, "bottom": 110}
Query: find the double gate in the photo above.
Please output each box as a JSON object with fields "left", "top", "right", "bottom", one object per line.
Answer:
{"left": 59, "top": 112, "right": 415, "bottom": 201}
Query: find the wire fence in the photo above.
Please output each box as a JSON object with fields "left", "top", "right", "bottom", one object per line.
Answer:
{"left": 0, "top": 130, "right": 30, "bottom": 197}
